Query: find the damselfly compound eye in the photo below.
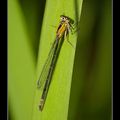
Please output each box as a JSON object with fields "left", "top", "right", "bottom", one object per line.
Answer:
{"left": 61, "top": 17, "right": 65, "bottom": 21}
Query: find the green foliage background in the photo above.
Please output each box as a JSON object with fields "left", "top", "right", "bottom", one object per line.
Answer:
{"left": 8, "top": 0, "right": 112, "bottom": 120}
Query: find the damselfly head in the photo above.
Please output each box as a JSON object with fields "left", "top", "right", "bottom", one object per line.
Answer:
{"left": 60, "top": 15, "right": 74, "bottom": 24}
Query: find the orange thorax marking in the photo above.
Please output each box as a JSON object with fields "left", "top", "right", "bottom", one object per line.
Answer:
{"left": 57, "top": 23, "right": 67, "bottom": 38}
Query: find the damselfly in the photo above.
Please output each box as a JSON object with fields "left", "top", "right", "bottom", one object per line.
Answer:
{"left": 37, "top": 15, "right": 75, "bottom": 111}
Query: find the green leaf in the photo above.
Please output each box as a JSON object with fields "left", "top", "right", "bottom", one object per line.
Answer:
{"left": 68, "top": 0, "right": 112, "bottom": 120}
{"left": 8, "top": 0, "right": 36, "bottom": 120}
{"left": 32, "top": 0, "right": 83, "bottom": 120}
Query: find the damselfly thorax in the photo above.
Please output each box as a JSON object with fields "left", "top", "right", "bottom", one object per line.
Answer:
{"left": 56, "top": 15, "right": 74, "bottom": 39}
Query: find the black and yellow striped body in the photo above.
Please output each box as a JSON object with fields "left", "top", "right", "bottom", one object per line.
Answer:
{"left": 56, "top": 22, "right": 68, "bottom": 39}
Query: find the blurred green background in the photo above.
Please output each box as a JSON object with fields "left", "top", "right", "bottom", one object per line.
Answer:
{"left": 8, "top": 0, "right": 112, "bottom": 120}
